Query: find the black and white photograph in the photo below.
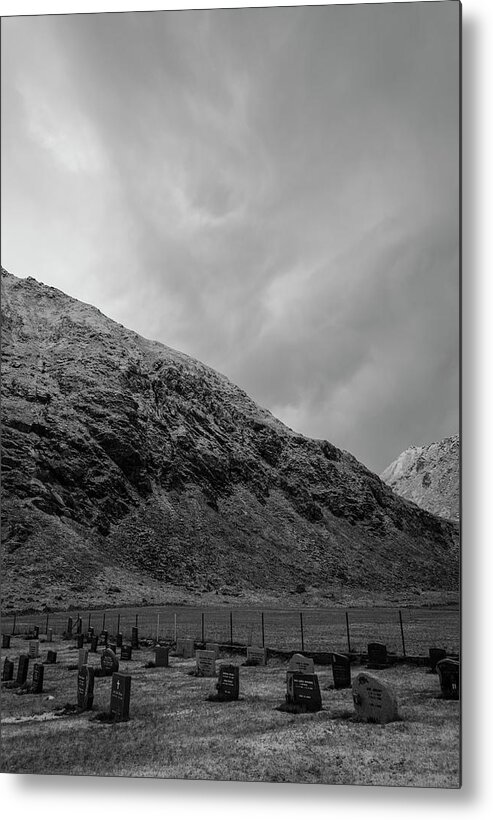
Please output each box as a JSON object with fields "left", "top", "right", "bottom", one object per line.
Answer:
{"left": 1, "top": 0, "right": 462, "bottom": 793}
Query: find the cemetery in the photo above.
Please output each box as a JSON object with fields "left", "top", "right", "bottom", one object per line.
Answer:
{"left": 0, "top": 619, "right": 460, "bottom": 786}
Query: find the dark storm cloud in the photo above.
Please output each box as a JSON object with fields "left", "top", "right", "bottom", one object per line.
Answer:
{"left": 1, "top": 2, "right": 459, "bottom": 472}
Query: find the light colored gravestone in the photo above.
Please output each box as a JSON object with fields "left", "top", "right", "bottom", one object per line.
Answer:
{"left": 246, "top": 646, "right": 267, "bottom": 666}
{"left": 174, "top": 638, "right": 185, "bottom": 657}
{"left": 196, "top": 649, "right": 216, "bottom": 677}
{"left": 78, "top": 648, "right": 89, "bottom": 670}
{"left": 154, "top": 646, "right": 169, "bottom": 667}
{"left": 288, "top": 653, "right": 314, "bottom": 674}
{"left": 28, "top": 640, "right": 39, "bottom": 659}
{"left": 206, "top": 642, "right": 220, "bottom": 659}
{"left": 183, "top": 638, "right": 195, "bottom": 659}
{"left": 352, "top": 672, "right": 399, "bottom": 724}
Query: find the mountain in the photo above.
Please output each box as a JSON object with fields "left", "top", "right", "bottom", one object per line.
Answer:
{"left": 380, "top": 436, "right": 460, "bottom": 522}
{"left": 1, "top": 269, "right": 459, "bottom": 612}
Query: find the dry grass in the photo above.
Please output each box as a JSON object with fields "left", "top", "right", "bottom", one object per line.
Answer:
{"left": 0, "top": 636, "right": 460, "bottom": 787}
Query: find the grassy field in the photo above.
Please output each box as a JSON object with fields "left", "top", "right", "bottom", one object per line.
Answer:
{"left": 1, "top": 633, "right": 460, "bottom": 787}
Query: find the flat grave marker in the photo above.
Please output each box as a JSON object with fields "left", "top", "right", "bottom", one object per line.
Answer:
{"left": 28, "top": 640, "right": 39, "bottom": 659}
{"left": 101, "top": 648, "right": 119, "bottom": 677}
{"left": 246, "top": 646, "right": 267, "bottom": 666}
{"left": 331, "top": 653, "right": 352, "bottom": 689}
{"left": 77, "top": 665, "right": 95, "bottom": 711}
{"left": 154, "top": 646, "right": 169, "bottom": 667}
{"left": 2, "top": 658, "right": 14, "bottom": 682}
{"left": 367, "top": 642, "right": 389, "bottom": 669}
{"left": 196, "top": 649, "right": 216, "bottom": 677}
{"left": 16, "top": 654, "right": 29, "bottom": 685}
{"left": 120, "top": 644, "right": 132, "bottom": 661}
{"left": 352, "top": 672, "right": 399, "bottom": 724}
{"left": 285, "top": 672, "right": 322, "bottom": 712}
{"left": 436, "top": 658, "right": 460, "bottom": 700}
{"left": 110, "top": 673, "right": 131, "bottom": 721}
{"left": 31, "top": 663, "right": 44, "bottom": 694}
{"left": 288, "top": 653, "right": 315, "bottom": 674}
{"left": 2, "top": 634, "right": 11, "bottom": 649}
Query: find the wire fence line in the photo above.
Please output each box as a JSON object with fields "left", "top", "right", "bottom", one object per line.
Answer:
{"left": 1, "top": 606, "right": 460, "bottom": 657}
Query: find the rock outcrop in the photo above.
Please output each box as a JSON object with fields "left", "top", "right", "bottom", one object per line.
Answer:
{"left": 1, "top": 269, "right": 459, "bottom": 612}
{"left": 380, "top": 436, "right": 459, "bottom": 521}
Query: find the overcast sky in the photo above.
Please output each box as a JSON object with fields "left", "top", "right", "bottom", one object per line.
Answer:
{"left": 1, "top": 2, "right": 460, "bottom": 473}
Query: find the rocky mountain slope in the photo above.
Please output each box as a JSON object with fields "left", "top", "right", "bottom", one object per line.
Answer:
{"left": 1, "top": 269, "right": 459, "bottom": 612}
{"left": 380, "top": 436, "right": 459, "bottom": 522}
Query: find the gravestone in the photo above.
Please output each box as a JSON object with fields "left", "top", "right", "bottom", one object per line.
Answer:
{"left": 195, "top": 650, "right": 216, "bottom": 677}
{"left": 206, "top": 642, "right": 220, "bottom": 659}
{"left": 90, "top": 635, "right": 99, "bottom": 653}
{"left": 109, "top": 644, "right": 117, "bottom": 655}
{"left": 286, "top": 672, "right": 322, "bottom": 712}
{"left": 47, "top": 628, "right": 53, "bottom": 642}
{"left": 215, "top": 664, "right": 239, "bottom": 701}
{"left": 76, "top": 634, "right": 84, "bottom": 649}
{"left": 367, "top": 643, "right": 389, "bottom": 669}
{"left": 45, "top": 650, "right": 57, "bottom": 664}
{"left": 28, "top": 640, "right": 40, "bottom": 659}
{"left": 331, "top": 653, "right": 352, "bottom": 689}
{"left": 352, "top": 672, "right": 399, "bottom": 724}
{"left": 78, "top": 648, "right": 89, "bottom": 670}
{"left": 66, "top": 617, "right": 73, "bottom": 636}
{"left": 86, "top": 627, "right": 95, "bottom": 644}
{"left": 116, "top": 633, "right": 123, "bottom": 648}
{"left": 2, "top": 634, "right": 11, "bottom": 649}
{"left": 16, "top": 655, "right": 29, "bottom": 685}
{"left": 31, "top": 663, "right": 44, "bottom": 694}
{"left": 183, "top": 638, "right": 194, "bottom": 659}
{"left": 77, "top": 665, "right": 95, "bottom": 711}
{"left": 288, "top": 653, "right": 315, "bottom": 674}
{"left": 174, "top": 638, "right": 185, "bottom": 657}
{"left": 110, "top": 673, "right": 131, "bottom": 721}
{"left": 120, "top": 644, "right": 132, "bottom": 661}
{"left": 76, "top": 618, "right": 83, "bottom": 634}
{"left": 100, "top": 630, "right": 108, "bottom": 647}
{"left": 154, "top": 646, "right": 169, "bottom": 668}
{"left": 436, "top": 658, "right": 460, "bottom": 700}
{"left": 131, "top": 627, "right": 139, "bottom": 649}
{"left": 32, "top": 626, "right": 40, "bottom": 639}
{"left": 246, "top": 646, "right": 267, "bottom": 666}
{"left": 429, "top": 647, "right": 447, "bottom": 673}
{"left": 101, "top": 648, "right": 119, "bottom": 677}
{"left": 2, "top": 658, "right": 14, "bottom": 682}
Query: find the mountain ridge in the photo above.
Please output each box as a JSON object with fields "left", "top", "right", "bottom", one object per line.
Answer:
{"left": 1, "top": 269, "right": 459, "bottom": 613}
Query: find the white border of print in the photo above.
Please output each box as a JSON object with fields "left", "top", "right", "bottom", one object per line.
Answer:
{"left": 1, "top": 1, "right": 491, "bottom": 819}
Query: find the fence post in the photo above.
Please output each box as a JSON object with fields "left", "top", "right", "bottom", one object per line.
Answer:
{"left": 117, "top": 613, "right": 121, "bottom": 636}
{"left": 45, "top": 613, "right": 49, "bottom": 634}
{"left": 88, "top": 613, "right": 92, "bottom": 631}
{"left": 12, "top": 614, "right": 16, "bottom": 635}
{"left": 201, "top": 612, "right": 205, "bottom": 643}
{"left": 135, "top": 614, "right": 138, "bottom": 628}
{"left": 174, "top": 613, "right": 177, "bottom": 644}
{"left": 300, "top": 612, "right": 305, "bottom": 652}
{"left": 261, "top": 612, "right": 265, "bottom": 648}
{"left": 399, "top": 610, "right": 406, "bottom": 657}
{"left": 230, "top": 611, "right": 233, "bottom": 646}
{"left": 102, "top": 612, "right": 106, "bottom": 631}
{"left": 345, "top": 611, "right": 351, "bottom": 653}
{"left": 157, "top": 613, "right": 160, "bottom": 642}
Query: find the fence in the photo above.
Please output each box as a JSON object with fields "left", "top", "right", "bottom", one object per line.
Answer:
{"left": 0, "top": 605, "right": 460, "bottom": 657}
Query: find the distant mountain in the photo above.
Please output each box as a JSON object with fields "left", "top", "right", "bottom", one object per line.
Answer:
{"left": 1, "top": 269, "right": 459, "bottom": 612}
{"left": 380, "top": 436, "right": 459, "bottom": 522}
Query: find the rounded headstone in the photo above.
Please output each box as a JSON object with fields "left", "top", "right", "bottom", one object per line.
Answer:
{"left": 352, "top": 672, "right": 399, "bottom": 724}
{"left": 101, "top": 648, "right": 119, "bottom": 676}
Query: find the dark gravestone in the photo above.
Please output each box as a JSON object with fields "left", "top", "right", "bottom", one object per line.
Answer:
{"left": 100, "top": 630, "right": 108, "bottom": 647}
{"left": 131, "top": 627, "right": 139, "bottom": 649}
{"left": 110, "top": 673, "right": 131, "bottom": 721}
{"left": 154, "top": 646, "right": 169, "bottom": 668}
{"left": 47, "top": 628, "right": 53, "bottom": 642}
{"left": 16, "top": 655, "right": 29, "bottom": 685}
{"left": 67, "top": 617, "right": 73, "bottom": 636}
{"left": 246, "top": 646, "right": 267, "bottom": 666}
{"left": 2, "top": 634, "right": 11, "bottom": 649}
{"left": 429, "top": 648, "right": 447, "bottom": 673}
{"left": 116, "top": 633, "right": 123, "bottom": 649}
{"left": 101, "top": 648, "right": 119, "bottom": 677}
{"left": 121, "top": 644, "right": 132, "bottom": 661}
{"left": 109, "top": 644, "right": 117, "bottom": 655}
{"left": 436, "top": 658, "right": 460, "bottom": 700}
{"left": 332, "top": 653, "right": 352, "bottom": 689}
{"left": 195, "top": 650, "right": 216, "bottom": 677}
{"left": 367, "top": 643, "right": 388, "bottom": 669}
{"left": 2, "top": 658, "right": 14, "bottom": 682}
{"left": 78, "top": 648, "right": 89, "bottom": 670}
{"left": 352, "top": 672, "right": 399, "bottom": 724}
{"left": 86, "top": 627, "right": 94, "bottom": 645}
{"left": 45, "top": 650, "right": 57, "bottom": 664}
{"left": 32, "top": 626, "right": 40, "bottom": 639}
{"left": 77, "top": 665, "right": 95, "bottom": 711}
{"left": 76, "top": 634, "right": 84, "bottom": 649}
{"left": 31, "top": 663, "right": 44, "bottom": 694}
{"left": 90, "top": 635, "right": 99, "bottom": 653}
{"left": 76, "top": 618, "right": 83, "bottom": 634}
{"left": 214, "top": 664, "right": 239, "bottom": 701}
{"left": 286, "top": 672, "right": 322, "bottom": 712}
